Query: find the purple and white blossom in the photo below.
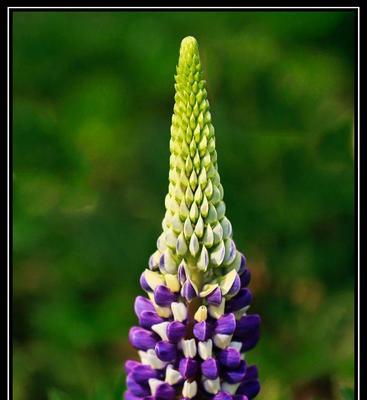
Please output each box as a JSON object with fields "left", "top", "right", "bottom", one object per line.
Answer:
{"left": 124, "top": 36, "right": 261, "bottom": 400}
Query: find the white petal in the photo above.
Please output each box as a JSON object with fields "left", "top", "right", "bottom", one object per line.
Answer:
{"left": 203, "top": 224, "right": 214, "bottom": 247}
{"left": 165, "top": 274, "right": 180, "bottom": 292}
{"left": 194, "top": 305, "right": 207, "bottom": 322}
{"left": 171, "top": 213, "right": 183, "bottom": 233}
{"left": 176, "top": 232, "right": 188, "bottom": 256}
{"left": 163, "top": 249, "right": 178, "bottom": 273}
{"left": 139, "top": 349, "right": 167, "bottom": 369}
{"left": 229, "top": 341, "right": 243, "bottom": 352}
{"left": 212, "top": 222, "right": 223, "bottom": 244}
{"left": 223, "top": 239, "right": 236, "bottom": 265}
{"left": 171, "top": 302, "right": 187, "bottom": 322}
{"left": 194, "top": 216, "right": 204, "bottom": 238}
{"left": 189, "top": 233, "right": 200, "bottom": 256}
{"left": 229, "top": 251, "right": 242, "bottom": 272}
{"left": 148, "top": 378, "right": 164, "bottom": 396}
{"left": 210, "top": 240, "right": 225, "bottom": 266}
{"left": 147, "top": 349, "right": 167, "bottom": 369}
{"left": 183, "top": 218, "right": 193, "bottom": 239}
{"left": 182, "top": 380, "right": 197, "bottom": 398}
{"left": 199, "top": 283, "right": 218, "bottom": 298}
{"left": 197, "top": 245, "right": 209, "bottom": 271}
{"left": 213, "top": 333, "right": 232, "bottom": 349}
{"left": 165, "top": 365, "right": 182, "bottom": 385}
{"left": 165, "top": 228, "right": 178, "bottom": 249}
{"left": 182, "top": 338, "right": 197, "bottom": 357}
{"left": 216, "top": 201, "right": 226, "bottom": 220}
{"left": 221, "top": 217, "right": 232, "bottom": 239}
{"left": 219, "top": 268, "right": 237, "bottom": 295}
{"left": 234, "top": 305, "right": 250, "bottom": 320}
{"left": 157, "top": 232, "right": 167, "bottom": 252}
{"left": 149, "top": 250, "right": 161, "bottom": 270}
{"left": 155, "top": 305, "right": 172, "bottom": 318}
{"left": 138, "top": 350, "right": 149, "bottom": 364}
{"left": 221, "top": 382, "right": 241, "bottom": 395}
{"left": 208, "top": 298, "right": 225, "bottom": 319}
{"left": 151, "top": 322, "right": 169, "bottom": 341}
{"left": 143, "top": 269, "right": 165, "bottom": 290}
{"left": 198, "top": 339, "right": 212, "bottom": 360}
{"left": 203, "top": 378, "right": 220, "bottom": 394}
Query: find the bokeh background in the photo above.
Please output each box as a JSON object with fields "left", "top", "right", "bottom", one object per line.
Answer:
{"left": 13, "top": 11, "right": 355, "bottom": 400}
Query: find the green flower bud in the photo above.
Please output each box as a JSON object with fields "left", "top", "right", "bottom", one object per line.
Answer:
{"left": 149, "top": 36, "right": 240, "bottom": 290}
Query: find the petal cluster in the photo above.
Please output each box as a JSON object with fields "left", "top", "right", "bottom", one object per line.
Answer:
{"left": 125, "top": 36, "right": 260, "bottom": 400}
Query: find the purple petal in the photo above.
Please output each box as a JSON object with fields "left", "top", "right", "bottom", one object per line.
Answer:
{"left": 129, "top": 327, "right": 158, "bottom": 351}
{"left": 234, "top": 315, "right": 261, "bottom": 341}
{"left": 148, "top": 254, "right": 156, "bottom": 270}
{"left": 193, "top": 321, "right": 212, "bottom": 341}
{"left": 240, "top": 269, "right": 251, "bottom": 288}
{"left": 201, "top": 357, "right": 219, "bottom": 379}
{"left": 228, "top": 240, "right": 237, "bottom": 262}
{"left": 243, "top": 365, "right": 259, "bottom": 382}
{"left": 225, "top": 289, "right": 252, "bottom": 313}
{"left": 236, "top": 380, "right": 260, "bottom": 399}
{"left": 124, "top": 360, "right": 140, "bottom": 374}
{"left": 213, "top": 392, "right": 233, "bottom": 400}
{"left": 181, "top": 280, "right": 197, "bottom": 302}
{"left": 233, "top": 396, "right": 249, "bottom": 400}
{"left": 125, "top": 390, "right": 143, "bottom": 400}
{"left": 140, "top": 272, "right": 152, "bottom": 292}
{"left": 155, "top": 382, "right": 176, "bottom": 400}
{"left": 155, "top": 341, "right": 177, "bottom": 362}
{"left": 207, "top": 287, "right": 222, "bottom": 306}
{"left": 134, "top": 296, "right": 155, "bottom": 318}
{"left": 179, "top": 357, "right": 198, "bottom": 379}
{"left": 215, "top": 313, "right": 236, "bottom": 335}
{"left": 159, "top": 253, "right": 166, "bottom": 270}
{"left": 218, "top": 347, "right": 241, "bottom": 368}
{"left": 167, "top": 321, "right": 186, "bottom": 343}
{"left": 126, "top": 374, "right": 150, "bottom": 397}
{"left": 227, "top": 273, "right": 241, "bottom": 297}
{"left": 241, "top": 331, "right": 260, "bottom": 352}
{"left": 178, "top": 263, "right": 187, "bottom": 285}
{"left": 222, "top": 360, "right": 247, "bottom": 383}
{"left": 154, "top": 285, "right": 177, "bottom": 307}
{"left": 139, "top": 310, "right": 164, "bottom": 329}
{"left": 130, "top": 364, "right": 157, "bottom": 383}
{"left": 238, "top": 254, "right": 247, "bottom": 275}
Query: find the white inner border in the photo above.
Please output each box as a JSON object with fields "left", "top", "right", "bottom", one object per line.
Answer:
{"left": 7, "top": 6, "right": 360, "bottom": 400}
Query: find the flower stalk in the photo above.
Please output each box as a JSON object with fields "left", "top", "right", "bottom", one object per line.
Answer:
{"left": 125, "top": 36, "right": 260, "bottom": 400}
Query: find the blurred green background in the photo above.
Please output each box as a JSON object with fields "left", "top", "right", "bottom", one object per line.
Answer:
{"left": 13, "top": 11, "right": 355, "bottom": 400}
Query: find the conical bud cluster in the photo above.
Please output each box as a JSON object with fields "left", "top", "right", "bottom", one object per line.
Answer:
{"left": 125, "top": 36, "right": 260, "bottom": 400}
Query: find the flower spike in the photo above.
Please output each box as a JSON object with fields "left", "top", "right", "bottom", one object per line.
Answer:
{"left": 125, "top": 36, "right": 260, "bottom": 400}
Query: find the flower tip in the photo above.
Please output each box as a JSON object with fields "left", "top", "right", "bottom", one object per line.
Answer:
{"left": 179, "top": 36, "right": 200, "bottom": 60}
{"left": 180, "top": 35, "right": 198, "bottom": 48}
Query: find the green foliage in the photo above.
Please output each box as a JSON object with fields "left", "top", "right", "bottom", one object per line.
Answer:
{"left": 48, "top": 389, "right": 71, "bottom": 400}
{"left": 13, "top": 11, "right": 355, "bottom": 400}
{"left": 341, "top": 387, "right": 355, "bottom": 400}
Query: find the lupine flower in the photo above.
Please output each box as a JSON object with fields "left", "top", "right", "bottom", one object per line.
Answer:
{"left": 125, "top": 36, "right": 261, "bottom": 400}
